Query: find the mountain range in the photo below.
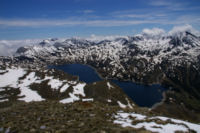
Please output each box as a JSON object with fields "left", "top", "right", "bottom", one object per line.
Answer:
{"left": 0, "top": 29, "right": 200, "bottom": 132}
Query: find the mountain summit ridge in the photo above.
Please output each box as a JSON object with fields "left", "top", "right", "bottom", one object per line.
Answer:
{"left": 15, "top": 31, "right": 200, "bottom": 66}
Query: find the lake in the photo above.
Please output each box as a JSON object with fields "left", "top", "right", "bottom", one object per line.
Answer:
{"left": 49, "top": 64, "right": 166, "bottom": 107}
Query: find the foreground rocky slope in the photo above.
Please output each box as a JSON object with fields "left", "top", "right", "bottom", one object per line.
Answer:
{"left": 1, "top": 101, "right": 200, "bottom": 133}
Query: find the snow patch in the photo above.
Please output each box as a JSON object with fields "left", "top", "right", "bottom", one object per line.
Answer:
{"left": 0, "top": 67, "right": 86, "bottom": 103}
{"left": 82, "top": 98, "right": 94, "bottom": 102}
{"left": 73, "top": 83, "right": 86, "bottom": 97}
{"left": 0, "top": 67, "right": 26, "bottom": 88}
{"left": 151, "top": 116, "right": 200, "bottom": 133}
{"left": 107, "top": 99, "right": 112, "bottom": 102}
{"left": 18, "top": 72, "right": 44, "bottom": 102}
{"left": 126, "top": 98, "right": 134, "bottom": 108}
{"left": 0, "top": 70, "right": 7, "bottom": 73}
{"left": 48, "top": 78, "right": 63, "bottom": 90}
{"left": 107, "top": 82, "right": 114, "bottom": 89}
{"left": 117, "top": 101, "right": 127, "bottom": 108}
{"left": 60, "top": 83, "right": 70, "bottom": 93}
{"left": 117, "top": 100, "right": 133, "bottom": 109}
{"left": 114, "top": 111, "right": 200, "bottom": 133}
{"left": 60, "top": 83, "right": 86, "bottom": 104}
{"left": 0, "top": 98, "right": 9, "bottom": 102}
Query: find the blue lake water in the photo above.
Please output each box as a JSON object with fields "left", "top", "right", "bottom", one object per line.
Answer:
{"left": 49, "top": 64, "right": 101, "bottom": 83}
{"left": 49, "top": 64, "right": 166, "bottom": 107}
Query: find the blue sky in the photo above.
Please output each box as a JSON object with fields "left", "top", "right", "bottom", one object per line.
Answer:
{"left": 0, "top": 0, "right": 200, "bottom": 40}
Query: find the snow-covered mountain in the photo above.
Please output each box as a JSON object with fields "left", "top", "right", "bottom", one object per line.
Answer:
{"left": 15, "top": 31, "right": 200, "bottom": 62}
{"left": 15, "top": 31, "right": 200, "bottom": 82}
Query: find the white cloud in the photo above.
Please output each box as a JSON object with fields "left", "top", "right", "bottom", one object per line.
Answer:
{"left": 118, "top": 14, "right": 149, "bottom": 18}
{"left": 142, "top": 28, "right": 166, "bottom": 38}
{"left": 86, "top": 34, "right": 128, "bottom": 42}
{"left": 0, "top": 39, "right": 41, "bottom": 56}
{"left": 0, "top": 11, "right": 199, "bottom": 28}
{"left": 0, "top": 19, "right": 161, "bottom": 27}
{"left": 0, "top": 19, "right": 77, "bottom": 27}
{"left": 76, "top": 10, "right": 94, "bottom": 14}
{"left": 0, "top": 45, "right": 11, "bottom": 56}
{"left": 141, "top": 25, "right": 200, "bottom": 38}
{"left": 168, "top": 24, "right": 200, "bottom": 36}
{"left": 175, "top": 15, "right": 200, "bottom": 26}
{"left": 149, "top": 0, "right": 172, "bottom": 6}
{"left": 149, "top": 0, "right": 187, "bottom": 11}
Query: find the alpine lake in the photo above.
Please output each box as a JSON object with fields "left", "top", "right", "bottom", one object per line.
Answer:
{"left": 49, "top": 64, "right": 167, "bottom": 107}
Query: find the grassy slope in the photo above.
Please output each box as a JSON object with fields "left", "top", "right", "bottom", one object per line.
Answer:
{"left": 0, "top": 101, "right": 151, "bottom": 133}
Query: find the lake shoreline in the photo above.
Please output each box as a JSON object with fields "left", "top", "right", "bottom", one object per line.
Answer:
{"left": 151, "top": 91, "right": 167, "bottom": 109}
{"left": 48, "top": 63, "right": 167, "bottom": 108}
